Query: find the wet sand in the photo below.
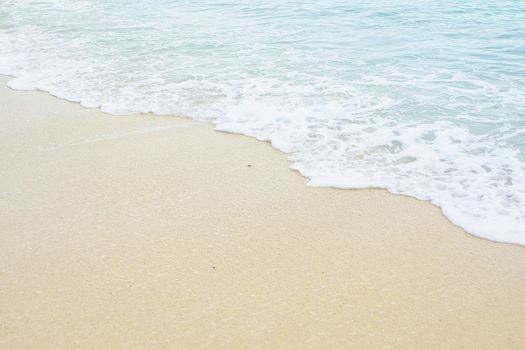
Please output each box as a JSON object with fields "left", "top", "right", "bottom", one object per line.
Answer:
{"left": 1, "top": 76, "right": 524, "bottom": 349}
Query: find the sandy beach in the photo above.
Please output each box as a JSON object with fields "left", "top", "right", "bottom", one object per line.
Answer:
{"left": 1, "top": 75, "right": 524, "bottom": 349}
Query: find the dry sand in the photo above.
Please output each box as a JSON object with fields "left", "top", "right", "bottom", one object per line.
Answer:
{"left": 1, "top": 75, "right": 524, "bottom": 349}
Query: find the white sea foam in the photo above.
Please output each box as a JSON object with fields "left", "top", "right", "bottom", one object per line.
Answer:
{"left": 1, "top": 0, "right": 524, "bottom": 244}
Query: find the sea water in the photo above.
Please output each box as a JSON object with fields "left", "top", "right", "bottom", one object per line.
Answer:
{"left": 1, "top": 0, "right": 524, "bottom": 244}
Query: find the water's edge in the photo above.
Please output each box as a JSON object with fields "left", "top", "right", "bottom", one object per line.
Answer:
{"left": 3, "top": 74, "right": 521, "bottom": 248}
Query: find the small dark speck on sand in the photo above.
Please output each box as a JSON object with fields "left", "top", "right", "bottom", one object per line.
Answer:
{"left": 247, "top": 164, "right": 251, "bottom": 167}
{"left": 212, "top": 266, "right": 216, "bottom": 269}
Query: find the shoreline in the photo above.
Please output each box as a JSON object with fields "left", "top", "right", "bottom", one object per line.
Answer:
{"left": 2, "top": 73, "right": 521, "bottom": 246}
{"left": 1, "top": 75, "right": 525, "bottom": 348}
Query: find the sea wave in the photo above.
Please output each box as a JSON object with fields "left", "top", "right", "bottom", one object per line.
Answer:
{"left": 1, "top": 0, "right": 524, "bottom": 244}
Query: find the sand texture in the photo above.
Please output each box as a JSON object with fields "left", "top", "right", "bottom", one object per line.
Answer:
{"left": 1, "top": 76, "right": 525, "bottom": 349}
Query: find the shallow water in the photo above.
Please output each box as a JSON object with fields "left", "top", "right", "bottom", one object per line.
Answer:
{"left": 1, "top": 0, "right": 524, "bottom": 244}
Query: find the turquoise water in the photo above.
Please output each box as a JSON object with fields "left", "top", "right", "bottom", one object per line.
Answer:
{"left": 1, "top": 1, "right": 524, "bottom": 244}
